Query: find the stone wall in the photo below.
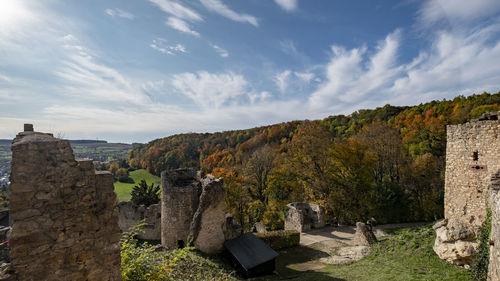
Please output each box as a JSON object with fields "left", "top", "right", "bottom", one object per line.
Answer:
{"left": 8, "top": 127, "right": 121, "bottom": 280}
{"left": 284, "top": 202, "right": 325, "bottom": 232}
{"left": 161, "top": 169, "right": 227, "bottom": 254}
{"left": 435, "top": 113, "right": 500, "bottom": 265}
{"left": 488, "top": 171, "right": 500, "bottom": 280}
{"left": 118, "top": 201, "right": 161, "bottom": 240}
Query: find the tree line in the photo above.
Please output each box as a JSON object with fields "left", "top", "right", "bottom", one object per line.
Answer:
{"left": 127, "top": 92, "right": 500, "bottom": 230}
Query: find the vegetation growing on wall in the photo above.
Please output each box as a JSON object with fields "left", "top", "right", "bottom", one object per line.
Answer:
{"left": 470, "top": 208, "right": 492, "bottom": 281}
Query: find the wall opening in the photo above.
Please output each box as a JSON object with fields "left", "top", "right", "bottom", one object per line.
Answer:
{"left": 177, "top": 240, "right": 185, "bottom": 248}
{"left": 473, "top": 151, "right": 479, "bottom": 161}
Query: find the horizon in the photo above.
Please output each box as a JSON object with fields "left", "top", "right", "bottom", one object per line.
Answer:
{"left": 1, "top": 0, "right": 500, "bottom": 143}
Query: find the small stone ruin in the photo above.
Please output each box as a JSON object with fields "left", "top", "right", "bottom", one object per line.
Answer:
{"left": 284, "top": 202, "right": 325, "bottom": 232}
{"left": 8, "top": 126, "right": 121, "bottom": 280}
{"left": 353, "top": 222, "right": 377, "bottom": 246}
{"left": 161, "top": 168, "right": 227, "bottom": 254}
{"left": 118, "top": 201, "right": 161, "bottom": 240}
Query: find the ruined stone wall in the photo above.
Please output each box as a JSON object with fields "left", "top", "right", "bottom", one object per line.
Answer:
{"left": 161, "top": 169, "right": 227, "bottom": 254}
{"left": 9, "top": 128, "right": 121, "bottom": 281}
{"left": 444, "top": 119, "right": 500, "bottom": 228}
{"left": 284, "top": 202, "right": 325, "bottom": 232}
{"left": 435, "top": 115, "right": 500, "bottom": 265}
{"left": 118, "top": 201, "right": 161, "bottom": 240}
{"left": 488, "top": 171, "right": 500, "bottom": 281}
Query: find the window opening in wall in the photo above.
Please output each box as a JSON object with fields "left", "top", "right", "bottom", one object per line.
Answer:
{"left": 473, "top": 151, "right": 479, "bottom": 161}
{"left": 177, "top": 240, "right": 185, "bottom": 248}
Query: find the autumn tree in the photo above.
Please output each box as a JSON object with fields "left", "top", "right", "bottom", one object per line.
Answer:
{"left": 244, "top": 145, "right": 277, "bottom": 204}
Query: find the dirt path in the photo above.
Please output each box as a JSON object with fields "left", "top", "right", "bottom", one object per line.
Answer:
{"left": 300, "top": 222, "right": 428, "bottom": 246}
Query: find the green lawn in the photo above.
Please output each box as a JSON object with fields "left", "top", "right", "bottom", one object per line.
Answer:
{"left": 114, "top": 169, "right": 160, "bottom": 201}
{"left": 257, "top": 225, "right": 471, "bottom": 281}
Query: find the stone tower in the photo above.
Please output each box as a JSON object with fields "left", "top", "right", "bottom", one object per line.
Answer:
{"left": 434, "top": 112, "right": 500, "bottom": 265}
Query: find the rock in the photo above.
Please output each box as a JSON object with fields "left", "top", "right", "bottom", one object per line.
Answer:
{"left": 353, "top": 222, "right": 377, "bottom": 246}
{"left": 190, "top": 175, "right": 226, "bottom": 254}
{"left": 432, "top": 219, "right": 479, "bottom": 265}
{"left": 253, "top": 222, "right": 268, "bottom": 233}
{"left": 118, "top": 201, "right": 161, "bottom": 240}
{"left": 320, "top": 246, "right": 370, "bottom": 265}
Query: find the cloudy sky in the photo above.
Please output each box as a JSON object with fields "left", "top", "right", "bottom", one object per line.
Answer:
{"left": 1, "top": 0, "right": 500, "bottom": 143}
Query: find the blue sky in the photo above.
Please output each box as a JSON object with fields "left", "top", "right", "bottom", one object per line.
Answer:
{"left": 1, "top": 0, "right": 500, "bottom": 143}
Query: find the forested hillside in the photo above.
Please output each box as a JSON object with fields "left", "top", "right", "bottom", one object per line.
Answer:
{"left": 128, "top": 92, "right": 500, "bottom": 229}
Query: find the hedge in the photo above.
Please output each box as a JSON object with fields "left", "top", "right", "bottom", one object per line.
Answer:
{"left": 255, "top": 230, "right": 300, "bottom": 250}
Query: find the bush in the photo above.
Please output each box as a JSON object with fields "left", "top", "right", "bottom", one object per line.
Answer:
{"left": 470, "top": 208, "right": 492, "bottom": 281}
{"left": 120, "top": 221, "right": 176, "bottom": 280}
{"left": 255, "top": 230, "right": 300, "bottom": 250}
{"left": 131, "top": 180, "right": 160, "bottom": 207}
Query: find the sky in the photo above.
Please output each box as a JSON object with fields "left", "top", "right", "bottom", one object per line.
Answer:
{"left": 1, "top": 0, "right": 500, "bottom": 143}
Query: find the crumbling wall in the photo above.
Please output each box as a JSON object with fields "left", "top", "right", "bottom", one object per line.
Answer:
{"left": 8, "top": 126, "right": 121, "bottom": 281}
{"left": 435, "top": 113, "right": 500, "bottom": 265}
{"left": 118, "top": 201, "right": 161, "bottom": 240}
{"left": 284, "top": 202, "right": 325, "bottom": 232}
{"left": 488, "top": 171, "right": 500, "bottom": 280}
{"left": 161, "top": 169, "right": 226, "bottom": 253}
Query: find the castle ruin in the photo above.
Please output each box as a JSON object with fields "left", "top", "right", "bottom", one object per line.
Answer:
{"left": 8, "top": 125, "right": 121, "bottom": 280}
{"left": 161, "top": 168, "right": 227, "bottom": 254}
{"left": 284, "top": 202, "right": 325, "bottom": 232}
{"left": 435, "top": 112, "right": 500, "bottom": 277}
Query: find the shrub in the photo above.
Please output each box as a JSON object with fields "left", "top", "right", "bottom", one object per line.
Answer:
{"left": 470, "top": 208, "right": 492, "bottom": 281}
{"left": 120, "top": 221, "right": 176, "bottom": 281}
{"left": 255, "top": 230, "right": 300, "bottom": 250}
{"left": 131, "top": 180, "right": 160, "bottom": 206}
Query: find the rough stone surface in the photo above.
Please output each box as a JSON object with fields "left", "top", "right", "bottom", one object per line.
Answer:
{"left": 223, "top": 215, "right": 242, "bottom": 241}
{"left": 161, "top": 169, "right": 226, "bottom": 254}
{"left": 118, "top": 201, "right": 160, "bottom": 240}
{"left": 353, "top": 222, "right": 377, "bottom": 246}
{"left": 161, "top": 168, "right": 201, "bottom": 249}
{"left": 189, "top": 175, "right": 226, "bottom": 254}
{"left": 252, "top": 222, "right": 268, "bottom": 233}
{"left": 320, "top": 246, "right": 370, "bottom": 265}
{"left": 488, "top": 171, "right": 500, "bottom": 280}
{"left": 8, "top": 129, "right": 121, "bottom": 281}
{"left": 435, "top": 114, "right": 500, "bottom": 265}
{"left": 284, "top": 202, "right": 325, "bottom": 232}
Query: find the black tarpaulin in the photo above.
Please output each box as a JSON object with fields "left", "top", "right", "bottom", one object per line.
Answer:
{"left": 224, "top": 232, "right": 278, "bottom": 278}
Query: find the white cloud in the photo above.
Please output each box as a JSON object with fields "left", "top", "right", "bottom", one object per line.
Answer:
{"left": 210, "top": 44, "right": 229, "bottom": 57}
{"left": 274, "top": 70, "right": 291, "bottom": 94}
{"left": 149, "top": 0, "right": 202, "bottom": 22}
{"left": 418, "top": 0, "right": 500, "bottom": 27}
{"left": 105, "top": 8, "right": 135, "bottom": 20}
{"left": 151, "top": 38, "right": 186, "bottom": 55}
{"left": 274, "top": 0, "right": 298, "bottom": 12}
{"left": 200, "top": 0, "right": 258, "bottom": 27}
{"left": 172, "top": 71, "right": 249, "bottom": 109}
{"left": 294, "top": 72, "right": 314, "bottom": 82}
{"left": 165, "top": 17, "right": 200, "bottom": 37}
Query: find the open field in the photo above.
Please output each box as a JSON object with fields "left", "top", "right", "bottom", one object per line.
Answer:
{"left": 114, "top": 169, "right": 160, "bottom": 202}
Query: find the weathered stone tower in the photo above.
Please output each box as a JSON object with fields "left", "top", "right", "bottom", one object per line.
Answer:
{"left": 160, "top": 168, "right": 201, "bottom": 249}
{"left": 9, "top": 125, "right": 121, "bottom": 280}
{"left": 161, "top": 168, "right": 227, "bottom": 254}
{"left": 434, "top": 112, "right": 500, "bottom": 265}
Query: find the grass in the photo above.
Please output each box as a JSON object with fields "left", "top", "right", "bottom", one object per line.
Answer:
{"left": 114, "top": 169, "right": 160, "bottom": 201}
{"left": 257, "top": 224, "right": 471, "bottom": 281}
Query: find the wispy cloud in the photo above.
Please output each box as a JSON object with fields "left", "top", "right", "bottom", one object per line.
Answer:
{"left": 418, "top": 0, "right": 500, "bottom": 27}
{"left": 105, "top": 8, "right": 135, "bottom": 20}
{"left": 200, "top": 0, "right": 258, "bottom": 27}
{"left": 151, "top": 38, "right": 186, "bottom": 55}
{"left": 210, "top": 43, "right": 229, "bottom": 57}
{"left": 274, "top": 70, "right": 291, "bottom": 94}
{"left": 172, "top": 71, "right": 248, "bottom": 109}
{"left": 149, "top": 0, "right": 202, "bottom": 22}
{"left": 274, "top": 0, "right": 298, "bottom": 12}
{"left": 166, "top": 17, "right": 200, "bottom": 37}
{"left": 294, "top": 72, "right": 314, "bottom": 82}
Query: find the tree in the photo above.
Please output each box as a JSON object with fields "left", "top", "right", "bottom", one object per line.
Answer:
{"left": 131, "top": 180, "right": 160, "bottom": 207}
{"left": 244, "top": 145, "right": 277, "bottom": 204}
